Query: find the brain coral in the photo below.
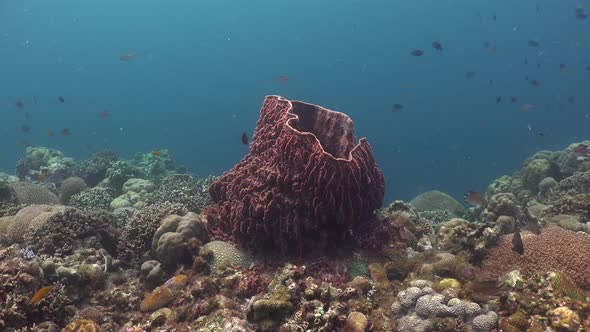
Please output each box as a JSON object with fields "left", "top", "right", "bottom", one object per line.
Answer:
{"left": 59, "top": 176, "right": 88, "bottom": 205}
{"left": 409, "top": 190, "right": 465, "bottom": 216}
{"left": 482, "top": 227, "right": 590, "bottom": 289}
{"left": 8, "top": 182, "right": 59, "bottom": 205}
{"left": 4, "top": 205, "right": 66, "bottom": 244}
{"left": 202, "top": 240, "right": 251, "bottom": 273}
{"left": 206, "top": 95, "right": 384, "bottom": 255}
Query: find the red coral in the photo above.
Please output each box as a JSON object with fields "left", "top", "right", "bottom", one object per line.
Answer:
{"left": 206, "top": 96, "right": 385, "bottom": 255}
{"left": 482, "top": 227, "right": 590, "bottom": 289}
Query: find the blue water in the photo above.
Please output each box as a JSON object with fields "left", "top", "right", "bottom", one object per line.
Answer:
{"left": 1, "top": 0, "right": 589, "bottom": 203}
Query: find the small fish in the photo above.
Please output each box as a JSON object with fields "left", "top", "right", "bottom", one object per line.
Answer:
{"left": 278, "top": 75, "right": 289, "bottom": 82}
{"left": 119, "top": 53, "right": 136, "bottom": 61}
{"left": 20, "top": 124, "right": 32, "bottom": 133}
{"left": 37, "top": 169, "right": 48, "bottom": 182}
{"left": 60, "top": 128, "right": 71, "bottom": 136}
{"left": 521, "top": 104, "right": 535, "bottom": 111}
{"left": 528, "top": 40, "right": 540, "bottom": 47}
{"left": 576, "top": 8, "right": 588, "bottom": 19}
{"left": 511, "top": 97, "right": 518, "bottom": 103}
{"left": 46, "top": 130, "right": 55, "bottom": 136}
{"left": 496, "top": 96, "right": 502, "bottom": 103}
{"left": 483, "top": 41, "right": 490, "bottom": 48}
{"left": 391, "top": 104, "right": 403, "bottom": 112}
{"left": 464, "top": 191, "right": 485, "bottom": 205}
{"left": 529, "top": 79, "right": 540, "bottom": 87}
{"left": 151, "top": 150, "right": 161, "bottom": 156}
{"left": 567, "top": 96, "right": 575, "bottom": 103}
{"left": 512, "top": 231, "right": 524, "bottom": 255}
{"left": 410, "top": 49, "right": 424, "bottom": 56}
{"left": 99, "top": 111, "right": 109, "bottom": 118}
{"left": 524, "top": 57, "right": 528, "bottom": 64}
{"left": 464, "top": 71, "right": 476, "bottom": 79}
{"left": 488, "top": 79, "right": 493, "bottom": 86}
{"left": 537, "top": 63, "right": 541, "bottom": 69}
{"left": 431, "top": 41, "right": 443, "bottom": 51}
{"left": 586, "top": 65, "right": 590, "bottom": 71}
{"left": 492, "top": 13, "right": 497, "bottom": 21}
{"left": 241, "top": 132, "right": 249, "bottom": 145}
{"left": 15, "top": 100, "right": 24, "bottom": 109}
{"left": 572, "top": 144, "right": 588, "bottom": 157}
{"left": 31, "top": 286, "right": 52, "bottom": 304}
{"left": 57, "top": 96, "right": 65, "bottom": 103}
{"left": 24, "top": 112, "right": 31, "bottom": 121}
{"left": 559, "top": 63, "right": 567, "bottom": 69}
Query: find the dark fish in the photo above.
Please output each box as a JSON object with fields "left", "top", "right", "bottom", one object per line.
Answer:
{"left": 464, "top": 191, "right": 485, "bottom": 205}
{"left": 464, "top": 71, "right": 476, "bottom": 79}
{"left": 432, "top": 41, "right": 443, "bottom": 51}
{"left": 529, "top": 79, "right": 540, "bottom": 87}
{"left": 573, "top": 144, "right": 588, "bottom": 157}
{"left": 496, "top": 96, "right": 502, "bottom": 103}
{"left": 410, "top": 49, "right": 424, "bottom": 56}
{"left": 492, "top": 13, "right": 497, "bottom": 21}
{"left": 524, "top": 57, "right": 528, "bottom": 64}
{"left": 488, "top": 79, "right": 493, "bottom": 86}
{"left": 20, "top": 124, "right": 32, "bottom": 133}
{"left": 46, "top": 130, "right": 55, "bottom": 136}
{"left": 511, "top": 97, "right": 518, "bottom": 103}
{"left": 567, "top": 96, "right": 575, "bottom": 103}
{"left": 559, "top": 63, "right": 567, "bottom": 69}
{"left": 576, "top": 8, "right": 588, "bottom": 19}
{"left": 60, "top": 128, "right": 71, "bottom": 136}
{"left": 391, "top": 104, "right": 403, "bottom": 112}
{"left": 537, "top": 63, "right": 541, "bottom": 69}
{"left": 99, "top": 111, "right": 109, "bottom": 118}
{"left": 57, "top": 96, "right": 65, "bottom": 103}
{"left": 119, "top": 53, "right": 136, "bottom": 61}
{"left": 512, "top": 231, "right": 524, "bottom": 255}
{"left": 278, "top": 75, "right": 289, "bottom": 82}
{"left": 525, "top": 75, "right": 529, "bottom": 81}
{"left": 528, "top": 40, "right": 540, "bottom": 47}
{"left": 241, "top": 132, "right": 248, "bottom": 145}
{"left": 24, "top": 112, "right": 31, "bottom": 120}
{"left": 15, "top": 100, "right": 24, "bottom": 109}
{"left": 521, "top": 104, "right": 535, "bottom": 111}
{"left": 483, "top": 41, "right": 490, "bottom": 48}
{"left": 586, "top": 65, "right": 590, "bottom": 71}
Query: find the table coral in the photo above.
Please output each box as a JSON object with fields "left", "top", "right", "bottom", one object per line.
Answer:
{"left": 206, "top": 95, "right": 384, "bottom": 255}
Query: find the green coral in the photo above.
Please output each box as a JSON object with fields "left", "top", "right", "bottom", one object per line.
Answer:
{"left": 131, "top": 150, "right": 175, "bottom": 184}
{"left": 105, "top": 161, "right": 144, "bottom": 191}
{"left": 111, "top": 178, "right": 156, "bottom": 209}
{"left": 409, "top": 190, "right": 465, "bottom": 216}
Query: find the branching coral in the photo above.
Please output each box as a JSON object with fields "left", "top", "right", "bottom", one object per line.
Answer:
{"left": 146, "top": 174, "right": 214, "bottom": 213}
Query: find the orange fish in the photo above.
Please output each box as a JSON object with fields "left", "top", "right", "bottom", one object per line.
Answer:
{"left": 119, "top": 53, "right": 136, "bottom": 61}
{"left": 151, "top": 150, "right": 161, "bottom": 156}
{"left": 47, "top": 130, "right": 55, "bottom": 136}
{"left": 31, "top": 286, "right": 51, "bottom": 304}
{"left": 573, "top": 144, "right": 588, "bottom": 157}
{"left": 279, "top": 75, "right": 289, "bottom": 82}
{"left": 99, "top": 111, "right": 109, "bottom": 118}
{"left": 464, "top": 191, "right": 485, "bottom": 205}
{"left": 521, "top": 104, "right": 535, "bottom": 111}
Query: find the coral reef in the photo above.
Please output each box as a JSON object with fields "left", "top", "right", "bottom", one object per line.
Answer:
{"left": 482, "top": 227, "right": 590, "bottom": 288}
{"left": 409, "top": 190, "right": 465, "bottom": 216}
{"left": 110, "top": 178, "right": 156, "bottom": 209}
{"left": 117, "top": 202, "right": 187, "bottom": 267}
{"left": 8, "top": 182, "right": 59, "bottom": 205}
{"left": 151, "top": 212, "right": 209, "bottom": 268}
{"left": 16, "top": 146, "right": 75, "bottom": 184}
{"left": 75, "top": 150, "right": 118, "bottom": 187}
{"left": 206, "top": 95, "right": 385, "bottom": 255}
{"left": 69, "top": 187, "right": 114, "bottom": 211}
{"left": 391, "top": 279, "right": 498, "bottom": 332}
{"left": 146, "top": 174, "right": 214, "bottom": 213}
{"left": 59, "top": 176, "right": 88, "bottom": 205}
{"left": 201, "top": 240, "right": 252, "bottom": 274}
